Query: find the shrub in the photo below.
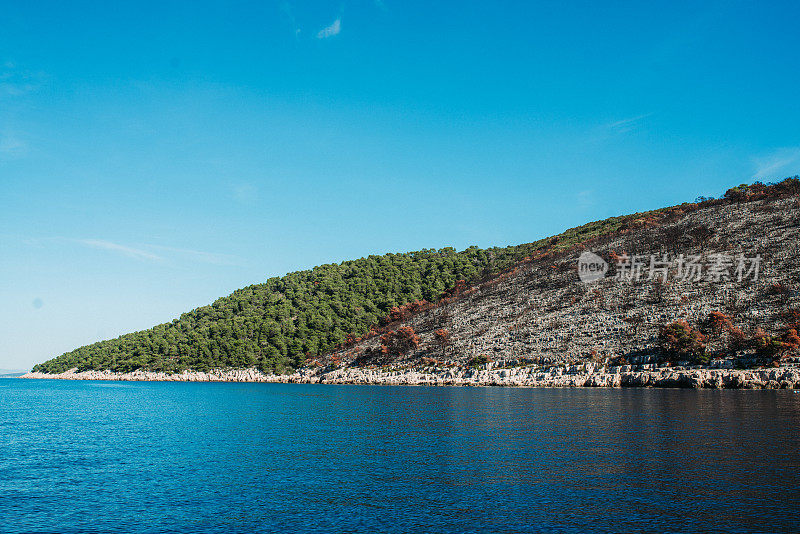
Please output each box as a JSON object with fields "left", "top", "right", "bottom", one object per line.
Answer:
{"left": 702, "top": 311, "right": 748, "bottom": 353}
{"left": 468, "top": 354, "right": 491, "bottom": 368}
{"left": 774, "top": 176, "right": 800, "bottom": 195}
{"left": 380, "top": 326, "right": 421, "bottom": 357}
{"left": 786, "top": 309, "right": 800, "bottom": 331}
{"left": 728, "top": 327, "right": 747, "bottom": 352}
{"left": 386, "top": 300, "right": 432, "bottom": 324}
{"left": 705, "top": 311, "right": 734, "bottom": 333}
{"left": 420, "top": 357, "right": 439, "bottom": 367}
{"left": 752, "top": 329, "right": 786, "bottom": 360}
{"left": 659, "top": 320, "right": 708, "bottom": 363}
{"left": 724, "top": 184, "right": 751, "bottom": 202}
{"left": 433, "top": 328, "right": 452, "bottom": 358}
{"left": 785, "top": 329, "right": 800, "bottom": 349}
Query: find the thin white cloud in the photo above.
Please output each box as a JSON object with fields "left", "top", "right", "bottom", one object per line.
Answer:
{"left": 752, "top": 147, "right": 800, "bottom": 180}
{"left": 72, "top": 239, "right": 244, "bottom": 266}
{"left": 29, "top": 237, "right": 241, "bottom": 267}
{"left": 607, "top": 113, "right": 653, "bottom": 132}
{"left": 317, "top": 18, "right": 341, "bottom": 39}
{"left": 76, "top": 239, "right": 163, "bottom": 261}
{"left": 279, "top": 1, "right": 301, "bottom": 38}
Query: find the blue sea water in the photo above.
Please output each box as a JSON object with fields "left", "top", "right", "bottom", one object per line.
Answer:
{"left": 1, "top": 380, "right": 799, "bottom": 533}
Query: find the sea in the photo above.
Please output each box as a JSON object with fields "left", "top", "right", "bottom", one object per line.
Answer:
{"left": 1, "top": 379, "right": 799, "bottom": 533}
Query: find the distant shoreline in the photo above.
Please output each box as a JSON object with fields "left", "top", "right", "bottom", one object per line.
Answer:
{"left": 21, "top": 365, "right": 800, "bottom": 389}
{"left": 1, "top": 372, "right": 28, "bottom": 378}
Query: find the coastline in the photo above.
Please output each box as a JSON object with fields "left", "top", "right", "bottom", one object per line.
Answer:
{"left": 21, "top": 364, "right": 800, "bottom": 389}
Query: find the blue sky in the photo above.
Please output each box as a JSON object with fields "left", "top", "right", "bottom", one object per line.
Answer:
{"left": 2, "top": 0, "right": 799, "bottom": 370}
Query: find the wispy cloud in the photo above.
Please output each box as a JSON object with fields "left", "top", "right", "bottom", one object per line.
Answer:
{"left": 606, "top": 113, "right": 653, "bottom": 132}
{"left": 72, "top": 238, "right": 243, "bottom": 266}
{"left": 0, "top": 133, "right": 27, "bottom": 158}
{"left": 279, "top": 1, "right": 301, "bottom": 38}
{"left": 76, "top": 239, "right": 163, "bottom": 261}
{"left": 317, "top": 18, "right": 341, "bottom": 39}
{"left": 752, "top": 147, "right": 800, "bottom": 180}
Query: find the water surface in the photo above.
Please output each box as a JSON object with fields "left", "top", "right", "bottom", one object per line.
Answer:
{"left": 1, "top": 380, "right": 799, "bottom": 533}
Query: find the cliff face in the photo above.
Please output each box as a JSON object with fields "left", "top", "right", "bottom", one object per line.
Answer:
{"left": 325, "top": 192, "right": 800, "bottom": 371}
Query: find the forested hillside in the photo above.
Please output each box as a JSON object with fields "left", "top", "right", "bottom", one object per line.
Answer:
{"left": 33, "top": 244, "right": 543, "bottom": 373}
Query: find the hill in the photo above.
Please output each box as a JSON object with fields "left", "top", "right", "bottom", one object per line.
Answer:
{"left": 31, "top": 178, "right": 800, "bottom": 378}
{"left": 319, "top": 178, "right": 799, "bottom": 377}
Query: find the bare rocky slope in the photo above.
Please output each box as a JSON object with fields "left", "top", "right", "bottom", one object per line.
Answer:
{"left": 329, "top": 192, "right": 800, "bottom": 370}
{"left": 25, "top": 180, "right": 800, "bottom": 387}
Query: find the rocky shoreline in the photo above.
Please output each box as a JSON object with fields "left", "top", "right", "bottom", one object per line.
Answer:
{"left": 21, "top": 364, "right": 800, "bottom": 389}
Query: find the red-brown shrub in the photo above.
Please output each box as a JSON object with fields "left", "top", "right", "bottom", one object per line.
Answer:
{"left": 380, "top": 326, "right": 421, "bottom": 357}
{"left": 659, "top": 320, "right": 708, "bottom": 362}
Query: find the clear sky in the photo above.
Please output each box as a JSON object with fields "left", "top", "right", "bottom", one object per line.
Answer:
{"left": 2, "top": 1, "right": 799, "bottom": 370}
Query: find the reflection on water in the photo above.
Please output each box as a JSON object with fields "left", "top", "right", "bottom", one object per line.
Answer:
{"left": 1, "top": 381, "right": 799, "bottom": 533}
